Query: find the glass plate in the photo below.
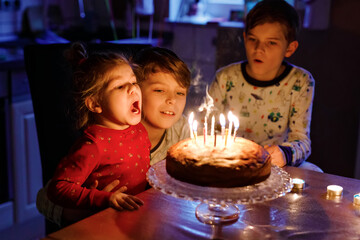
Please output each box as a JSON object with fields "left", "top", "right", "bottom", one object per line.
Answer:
{"left": 147, "top": 160, "right": 293, "bottom": 205}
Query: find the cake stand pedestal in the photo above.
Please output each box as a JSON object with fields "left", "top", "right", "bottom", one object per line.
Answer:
{"left": 195, "top": 202, "right": 240, "bottom": 224}
{"left": 146, "top": 160, "right": 293, "bottom": 225}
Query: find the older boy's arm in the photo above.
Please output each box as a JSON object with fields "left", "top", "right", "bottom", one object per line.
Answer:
{"left": 37, "top": 179, "right": 123, "bottom": 227}
{"left": 282, "top": 72, "right": 315, "bottom": 166}
{"left": 36, "top": 181, "right": 63, "bottom": 226}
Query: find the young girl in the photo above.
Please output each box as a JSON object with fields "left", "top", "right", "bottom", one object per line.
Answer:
{"left": 37, "top": 46, "right": 191, "bottom": 227}
{"left": 46, "top": 43, "right": 151, "bottom": 212}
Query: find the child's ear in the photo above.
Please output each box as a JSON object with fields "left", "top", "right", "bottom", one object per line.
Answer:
{"left": 285, "top": 40, "right": 299, "bottom": 58}
{"left": 85, "top": 97, "right": 102, "bottom": 113}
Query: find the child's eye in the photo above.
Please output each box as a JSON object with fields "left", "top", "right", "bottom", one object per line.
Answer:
{"left": 117, "top": 86, "right": 124, "bottom": 89}
{"left": 269, "top": 41, "right": 277, "bottom": 45}
{"left": 154, "top": 89, "right": 163, "bottom": 93}
{"left": 132, "top": 82, "right": 138, "bottom": 86}
{"left": 177, "top": 92, "right": 186, "bottom": 96}
{"left": 248, "top": 37, "right": 256, "bottom": 42}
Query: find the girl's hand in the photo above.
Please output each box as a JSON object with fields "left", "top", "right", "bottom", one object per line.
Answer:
{"left": 62, "top": 180, "right": 129, "bottom": 225}
{"left": 90, "top": 179, "right": 127, "bottom": 192}
{"left": 91, "top": 179, "right": 144, "bottom": 211}
{"left": 264, "top": 145, "right": 286, "bottom": 167}
{"left": 109, "top": 188, "right": 144, "bottom": 211}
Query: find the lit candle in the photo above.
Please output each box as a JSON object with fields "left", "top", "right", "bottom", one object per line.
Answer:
{"left": 214, "top": 131, "right": 217, "bottom": 147}
{"left": 354, "top": 193, "right": 360, "bottom": 206}
{"left": 211, "top": 115, "right": 215, "bottom": 137}
{"left": 327, "top": 185, "right": 343, "bottom": 197}
{"left": 204, "top": 116, "right": 208, "bottom": 145}
{"left": 192, "top": 120, "right": 198, "bottom": 143}
{"left": 233, "top": 116, "right": 239, "bottom": 142}
{"left": 225, "top": 128, "right": 229, "bottom": 147}
{"left": 228, "top": 111, "right": 233, "bottom": 138}
{"left": 292, "top": 178, "right": 305, "bottom": 189}
{"left": 188, "top": 112, "right": 194, "bottom": 139}
{"left": 220, "top": 113, "right": 226, "bottom": 142}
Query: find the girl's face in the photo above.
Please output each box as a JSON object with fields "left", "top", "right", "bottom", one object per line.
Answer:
{"left": 93, "top": 63, "right": 142, "bottom": 130}
{"left": 140, "top": 72, "right": 187, "bottom": 131}
{"left": 243, "top": 22, "right": 298, "bottom": 81}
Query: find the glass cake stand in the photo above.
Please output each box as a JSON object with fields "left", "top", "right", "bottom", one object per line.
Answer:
{"left": 146, "top": 160, "right": 293, "bottom": 225}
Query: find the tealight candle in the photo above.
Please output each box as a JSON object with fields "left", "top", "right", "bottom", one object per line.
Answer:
{"left": 354, "top": 193, "right": 360, "bottom": 206}
{"left": 292, "top": 178, "right": 305, "bottom": 189}
{"left": 327, "top": 185, "right": 343, "bottom": 197}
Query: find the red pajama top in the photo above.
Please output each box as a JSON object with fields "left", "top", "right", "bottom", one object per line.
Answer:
{"left": 47, "top": 124, "right": 150, "bottom": 209}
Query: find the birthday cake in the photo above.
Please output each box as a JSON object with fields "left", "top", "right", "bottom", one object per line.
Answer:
{"left": 166, "top": 135, "right": 271, "bottom": 188}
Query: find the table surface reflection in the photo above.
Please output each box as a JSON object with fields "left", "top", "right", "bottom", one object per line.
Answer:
{"left": 43, "top": 166, "right": 360, "bottom": 240}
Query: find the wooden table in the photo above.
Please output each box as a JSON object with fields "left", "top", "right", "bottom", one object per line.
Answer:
{"left": 43, "top": 166, "right": 360, "bottom": 240}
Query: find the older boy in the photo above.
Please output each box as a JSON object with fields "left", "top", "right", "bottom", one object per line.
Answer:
{"left": 209, "top": 0, "right": 322, "bottom": 171}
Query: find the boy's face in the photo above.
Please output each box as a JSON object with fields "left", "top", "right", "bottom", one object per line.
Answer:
{"left": 243, "top": 22, "right": 298, "bottom": 81}
{"left": 140, "top": 72, "right": 187, "bottom": 130}
{"left": 90, "top": 63, "right": 142, "bottom": 130}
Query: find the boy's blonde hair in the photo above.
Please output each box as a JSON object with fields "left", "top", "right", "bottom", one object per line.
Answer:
{"left": 65, "top": 42, "right": 134, "bottom": 130}
{"left": 134, "top": 47, "right": 191, "bottom": 90}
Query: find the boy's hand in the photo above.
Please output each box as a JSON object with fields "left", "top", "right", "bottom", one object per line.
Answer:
{"left": 109, "top": 188, "right": 144, "bottom": 211}
{"left": 264, "top": 145, "right": 286, "bottom": 167}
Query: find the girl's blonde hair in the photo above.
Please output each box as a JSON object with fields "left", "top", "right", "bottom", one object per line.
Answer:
{"left": 65, "top": 42, "right": 134, "bottom": 130}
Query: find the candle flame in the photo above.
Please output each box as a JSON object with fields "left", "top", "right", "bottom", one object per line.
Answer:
{"left": 220, "top": 113, "right": 226, "bottom": 127}
{"left": 227, "top": 111, "right": 233, "bottom": 121}
{"left": 233, "top": 116, "right": 239, "bottom": 129}
{"left": 188, "top": 112, "right": 194, "bottom": 125}
{"left": 193, "top": 120, "right": 198, "bottom": 131}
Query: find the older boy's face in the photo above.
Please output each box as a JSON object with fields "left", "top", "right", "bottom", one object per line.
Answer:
{"left": 243, "top": 22, "right": 298, "bottom": 81}
{"left": 140, "top": 72, "right": 187, "bottom": 130}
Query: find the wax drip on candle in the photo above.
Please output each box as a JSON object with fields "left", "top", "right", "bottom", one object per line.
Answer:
{"left": 188, "top": 112, "right": 194, "bottom": 139}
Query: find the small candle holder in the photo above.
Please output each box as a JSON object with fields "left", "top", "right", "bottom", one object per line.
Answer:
{"left": 292, "top": 178, "right": 305, "bottom": 190}
{"left": 354, "top": 193, "right": 360, "bottom": 206}
{"left": 327, "top": 185, "right": 343, "bottom": 197}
